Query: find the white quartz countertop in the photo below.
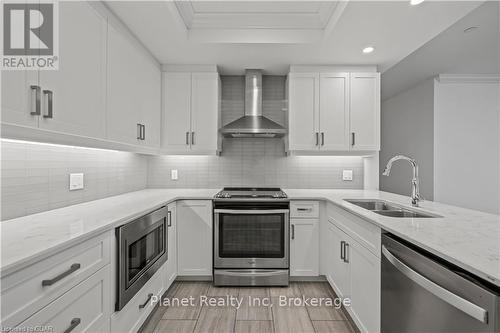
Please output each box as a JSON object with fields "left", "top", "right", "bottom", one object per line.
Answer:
{"left": 1, "top": 188, "right": 499, "bottom": 288}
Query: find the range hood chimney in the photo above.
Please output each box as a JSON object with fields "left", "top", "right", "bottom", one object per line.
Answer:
{"left": 219, "top": 69, "right": 287, "bottom": 138}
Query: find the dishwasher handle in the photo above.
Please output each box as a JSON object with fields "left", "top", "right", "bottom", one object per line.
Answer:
{"left": 382, "top": 245, "right": 488, "bottom": 324}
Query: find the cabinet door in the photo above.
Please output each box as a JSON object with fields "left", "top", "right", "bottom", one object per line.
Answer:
{"left": 137, "top": 57, "right": 161, "bottom": 148}
{"left": 107, "top": 23, "right": 145, "bottom": 146}
{"left": 350, "top": 241, "right": 381, "bottom": 333}
{"left": 327, "top": 221, "right": 350, "bottom": 298}
{"left": 38, "top": 2, "right": 106, "bottom": 139}
{"left": 319, "top": 73, "right": 350, "bottom": 150}
{"left": 290, "top": 218, "right": 319, "bottom": 276}
{"left": 177, "top": 200, "right": 212, "bottom": 276}
{"left": 162, "top": 73, "right": 192, "bottom": 151}
{"left": 190, "top": 73, "right": 219, "bottom": 153}
{"left": 349, "top": 73, "right": 380, "bottom": 151}
{"left": 288, "top": 73, "right": 320, "bottom": 150}
{"left": 1, "top": 70, "right": 39, "bottom": 128}
{"left": 165, "top": 203, "right": 177, "bottom": 290}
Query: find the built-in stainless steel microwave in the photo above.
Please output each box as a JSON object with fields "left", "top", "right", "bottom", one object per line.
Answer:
{"left": 115, "top": 207, "right": 167, "bottom": 311}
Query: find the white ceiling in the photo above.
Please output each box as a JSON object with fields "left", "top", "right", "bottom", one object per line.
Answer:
{"left": 106, "top": 1, "right": 483, "bottom": 74}
{"left": 382, "top": 1, "right": 500, "bottom": 100}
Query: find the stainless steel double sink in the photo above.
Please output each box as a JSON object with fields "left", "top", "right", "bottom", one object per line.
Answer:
{"left": 344, "top": 199, "right": 440, "bottom": 218}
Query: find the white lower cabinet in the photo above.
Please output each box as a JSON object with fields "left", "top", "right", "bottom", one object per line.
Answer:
{"left": 349, "top": 239, "right": 380, "bottom": 333}
{"left": 327, "top": 221, "right": 350, "bottom": 297}
{"left": 110, "top": 265, "right": 165, "bottom": 333}
{"left": 290, "top": 218, "right": 319, "bottom": 276}
{"left": 18, "top": 265, "right": 111, "bottom": 333}
{"left": 326, "top": 208, "right": 381, "bottom": 333}
{"left": 165, "top": 203, "right": 177, "bottom": 289}
{"left": 177, "top": 200, "right": 213, "bottom": 276}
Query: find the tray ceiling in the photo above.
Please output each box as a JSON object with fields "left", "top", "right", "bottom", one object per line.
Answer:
{"left": 172, "top": 1, "right": 346, "bottom": 43}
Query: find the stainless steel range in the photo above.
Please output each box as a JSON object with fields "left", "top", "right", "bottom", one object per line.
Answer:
{"left": 213, "top": 187, "right": 289, "bottom": 286}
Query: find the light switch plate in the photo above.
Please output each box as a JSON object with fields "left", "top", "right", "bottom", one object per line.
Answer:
{"left": 171, "top": 169, "right": 178, "bottom": 181}
{"left": 342, "top": 170, "right": 353, "bottom": 181}
{"left": 69, "top": 173, "right": 84, "bottom": 190}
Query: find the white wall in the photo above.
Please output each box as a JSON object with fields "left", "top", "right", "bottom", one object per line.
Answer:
{"left": 380, "top": 79, "right": 435, "bottom": 200}
{"left": 434, "top": 78, "right": 500, "bottom": 214}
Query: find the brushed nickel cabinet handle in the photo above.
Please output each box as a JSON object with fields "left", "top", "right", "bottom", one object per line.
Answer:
{"left": 186, "top": 131, "right": 190, "bottom": 145}
{"left": 340, "top": 241, "right": 345, "bottom": 260}
{"left": 344, "top": 242, "right": 349, "bottom": 263}
{"left": 297, "top": 208, "right": 312, "bottom": 212}
{"left": 291, "top": 224, "right": 295, "bottom": 240}
{"left": 137, "top": 124, "right": 142, "bottom": 140}
{"left": 191, "top": 132, "right": 195, "bottom": 145}
{"left": 139, "top": 293, "right": 154, "bottom": 309}
{"left": 42, "top": 90, "right": 53, "bottom": 118}
{"left": 42, "top": 263, "right": 81, "bottom": 286}
{"left": 63, "top": 318, "right": 81, "bottom": 333}
{"left": 321, "top": 132, "right": 325, "bottom": 146}
{"left": 315, "top": 132, "right": 319, "bottom": 146}
{"left": 351, "top": 132, "right": 355, "bottom": 146}
{"left": 30, "top": 85, "right": 41, "bottom": 115}
{"left": 142, "top": 124, "right": 146, "bottom": 140}
{"left": 167, "top": 210, "right": 172, "bottom": 227}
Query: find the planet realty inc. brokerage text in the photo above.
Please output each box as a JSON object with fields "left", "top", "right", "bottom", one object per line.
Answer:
{"left": 151, "top": 295, "right": 351, "bottom": 310}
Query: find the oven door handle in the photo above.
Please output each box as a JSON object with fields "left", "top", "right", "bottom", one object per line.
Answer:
{"left": 214, "top": 209, "right": 290, "bottom": 214}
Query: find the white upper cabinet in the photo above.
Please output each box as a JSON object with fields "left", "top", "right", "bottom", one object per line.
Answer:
{"left": 38, "top": 2, "right": 106, "bottom": 139}
{"left": 107, "top": 22, "right": 161, "bottom": 148}
{"left": 190, "top": 73, "right": 219, "bottom": 153}
{"left": 163, "top": 73, "right": 192, "bottom": 151}
{"left": 1, "top": 2, "right": 161, "bottom": 153}
{"left": 320, "top": 73, "right": 350, "bottom": 150}
{"left": 349, "top": 73, "right": 380, "bottom": 151}
{"left": 1, "top": 70, "right": 39, "bottom": 128}
{"left": 288, "top": 73, "right": 319, "bottom": 151}
{"left": 288, "top": 70, "right": 380, "bottom": 153}
{"left": 162, "top": 72, "right": 219, "bottom": 154}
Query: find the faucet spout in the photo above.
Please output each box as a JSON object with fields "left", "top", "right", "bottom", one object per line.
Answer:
{"left": 382, "top": 155, "right": 421, "bottom": 207}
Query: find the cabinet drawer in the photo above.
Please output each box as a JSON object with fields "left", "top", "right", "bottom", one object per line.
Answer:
{"left": 1, "top": 232, "right": 111, "bottom": 327}
{"left": 290, "top": 201, "right": 319, "bottom": 218}
{"left": 327, "top": 203, "right": 381, "bottom": 257}
{"left": 111, "top": 265, "right": 165, "bottom": 333}
{"left": 17, "top": 265, "right": 110, "bottom": 333}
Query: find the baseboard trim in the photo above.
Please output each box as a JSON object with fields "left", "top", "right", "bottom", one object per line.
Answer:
{"left": 290, "top": 275, "right": 327, "bottom": 282}
{"left": 176, "top": 275, "right": 213, "bottom": 281}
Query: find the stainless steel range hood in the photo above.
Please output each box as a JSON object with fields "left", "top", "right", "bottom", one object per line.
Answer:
{"left": 219, "top": 70, "right": 287, "bottom": 138}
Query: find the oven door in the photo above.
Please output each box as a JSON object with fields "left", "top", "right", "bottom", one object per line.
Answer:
{"left": 214, "top": 208, "right": 289, "bottom": 269}
{"left": 116, "top": 207, "right": 167, "bottom": 310}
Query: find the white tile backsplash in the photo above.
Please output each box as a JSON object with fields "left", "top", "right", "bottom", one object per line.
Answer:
{"left": 147, "top": 138, "right": 364, "bottom": 189}
{"left": 1, "top": 140, "right": 148, "bottom": 220}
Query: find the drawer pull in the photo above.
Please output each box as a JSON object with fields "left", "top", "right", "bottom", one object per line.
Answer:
{"left": 63, "top": 318, "right": 81, "bottom": 333}
{"left": 139, "top": 293, "right": 154, "bottom": 309}
{"left": 297, "top": 208, "right": 312, "bottom": 212}
{"left": 42, "top": 263, "right": 81, "bottom": 286}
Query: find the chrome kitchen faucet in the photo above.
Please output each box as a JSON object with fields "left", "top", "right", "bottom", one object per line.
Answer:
{"left": 382, "top": 155, "right": 421, "bottom": 207}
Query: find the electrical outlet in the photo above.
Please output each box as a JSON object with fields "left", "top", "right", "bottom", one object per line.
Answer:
{"left": 171, "top": 169, "right": 178, "bottom": 181}
{"left": 342, "top": 170, "right": 353, "bottom": 181}
{"left": 69, "top": 173, "right": 84, "bottom": 190}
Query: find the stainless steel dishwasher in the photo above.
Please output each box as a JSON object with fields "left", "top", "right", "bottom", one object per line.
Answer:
{"left": 381, "top": 233, "right": 499, "bottom": 332}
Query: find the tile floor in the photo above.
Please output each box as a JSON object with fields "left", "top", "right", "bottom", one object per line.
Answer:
{"left": 140, "top": 282, "right": 357, "bottom": 333}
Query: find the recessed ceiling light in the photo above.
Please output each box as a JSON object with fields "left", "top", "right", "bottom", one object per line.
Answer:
{"left": 410, "top": 0, "right": 425, "bottom": 5}
{"left": 362, "top": 46, "right": 375, "bottom": 54}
